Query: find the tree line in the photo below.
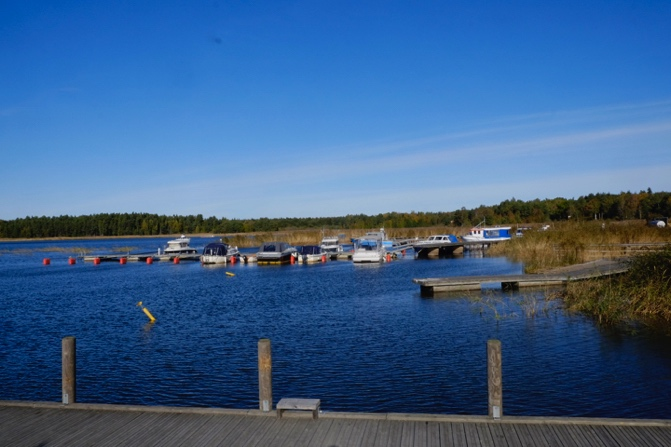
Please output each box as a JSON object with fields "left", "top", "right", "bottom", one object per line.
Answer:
{"left": 1, "top": 190, "right": 669, "bottom": 239}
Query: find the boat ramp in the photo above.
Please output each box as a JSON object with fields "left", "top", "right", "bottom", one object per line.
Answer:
{"left": 413, "top": 258, "right": 630, "bottom": 296}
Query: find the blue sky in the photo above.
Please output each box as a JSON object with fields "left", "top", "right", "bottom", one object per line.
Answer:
{"left": 2, "top": 1, "right": 670, "bottom": 220}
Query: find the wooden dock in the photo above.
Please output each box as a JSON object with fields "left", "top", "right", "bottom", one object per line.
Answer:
{"left": 413, "top": 259, "right": 630, "bottom": 296}
{"left": 2, "top": 401, "right": 670, "bottom": 446}
{"left": 82, "top": 253, "right": 202, "bottom": 262}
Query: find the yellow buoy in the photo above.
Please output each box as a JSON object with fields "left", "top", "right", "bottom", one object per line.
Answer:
{"left": 226, "top": 272, "right": 235, "bottom": 277}
{"left": 137, "top": 301, "right": 156, "bottom": 322}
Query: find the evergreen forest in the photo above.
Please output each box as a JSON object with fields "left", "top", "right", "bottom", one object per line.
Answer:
{"left": 1, "top": 190, "right": 669, "bottom": 239}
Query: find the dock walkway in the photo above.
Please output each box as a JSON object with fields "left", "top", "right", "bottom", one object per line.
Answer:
{"left": 413, "top": 259, "right": 629, "bottom": 296}
{"left": 2, "top": 401, "right": 671, "bottom": 447}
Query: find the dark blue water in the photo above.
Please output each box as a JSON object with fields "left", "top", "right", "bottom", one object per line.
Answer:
{"left": 1, "top": 237, "right": 671, "bottom": 419}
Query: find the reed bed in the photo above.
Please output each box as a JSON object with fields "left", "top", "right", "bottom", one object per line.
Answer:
{"left": 488, "top": 220, "right": 671, "bottom": 273}
{"left": 221, "top": 226, "right": 464, "bottom": 248}
{"left": 561, "top": 246, "right": 671, "bottom": 331}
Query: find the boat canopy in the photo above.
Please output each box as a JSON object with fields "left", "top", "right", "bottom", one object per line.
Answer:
{"left": 202, "top": 243, "right": 229, "bottom": 256}
{"left": 260, "top": 242, "right": 293, "bottom": 253}
{"left": 297, "top": 245, "right": 322, "bottom": 255}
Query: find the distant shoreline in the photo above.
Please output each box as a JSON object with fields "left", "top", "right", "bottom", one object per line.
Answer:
{"left": 0, "top": 234, "right": 217, "bottom": 243}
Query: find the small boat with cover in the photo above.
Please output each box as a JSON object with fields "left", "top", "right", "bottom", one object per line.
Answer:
{"left": 200, "top": 242, "right": 241, "bottom": 265}
{"left": 256, "top": 241, "right": 298, "bottom": 265}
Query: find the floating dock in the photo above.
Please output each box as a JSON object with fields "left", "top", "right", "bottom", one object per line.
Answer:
{"left": 413, "top": 259, "right": 630, "bottom": 296}
{"left": 81, "top": 254, "right": 201, "bottom": 262}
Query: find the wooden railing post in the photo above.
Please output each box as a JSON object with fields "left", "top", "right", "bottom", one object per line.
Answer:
{"left": 487, "top": 339, "right": 502, "bottom": 419}
{"left": 258, "top": 338, "right": 272, "bottom": 412}
{"left": 62, "top": 336, "right": 76, "bottom": 405}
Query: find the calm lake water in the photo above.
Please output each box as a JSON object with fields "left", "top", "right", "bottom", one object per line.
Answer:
{"left": 1, "top": 237, "right": 670, "bottom": 419}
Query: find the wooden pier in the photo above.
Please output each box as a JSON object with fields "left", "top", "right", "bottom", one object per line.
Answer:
{"left": 2, "top": 401, "right": 670, "bottom": 447}
{"left": 81, "top": 253, "right": 202, "bottom": 263}
{"left": 413, "top": 259, "right": 630, "bottom": 296}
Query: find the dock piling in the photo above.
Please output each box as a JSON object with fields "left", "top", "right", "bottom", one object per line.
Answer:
{"left": 62, "top": 336, "right": 76, "bottom": 405}
{"left": 258, "top": 338, "right": 272, "bottom": 412}
{"left": 487, "top": 339, "right": 502, "bottom": 419}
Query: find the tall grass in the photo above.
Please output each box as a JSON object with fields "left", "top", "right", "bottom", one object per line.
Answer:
{"left": 221, "top": 226, "right": 464, "bottom": 248}
{"left": 561, "top": 246, "right": 671, "bottom": 330}
{"left": 488, "top": 220, "right": 671, "bottom": 272}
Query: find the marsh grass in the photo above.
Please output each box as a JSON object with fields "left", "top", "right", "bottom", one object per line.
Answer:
{"left": 561, "top": 246, "right": 671, "bottom": 330}
{"left": 221, "top": 226, "right": 464, "bottom": 248}
{"left": 470, "top": 288, "right": 558, "bottom": 321}
{"left": 488, "top": 220, "right": 671, "bottom": 273}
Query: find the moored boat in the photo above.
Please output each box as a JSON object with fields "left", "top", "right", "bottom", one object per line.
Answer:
{"left": 296, "top": 245, "right": 327, "bottom": 263}
{"left": 414, "top": 234, "right": 459, "bottom": 245}
{"left": 461, "top": 221, "right": 512, "bottom": 243}
{"left": 164, "top": 235, "right": 198, "bottom": 255}
{"left": 352, "top": 236, "right": 386, "bottom": 263}
{"left": 320, "top": 235, "right": 343, "bottom": 254}
{"left": 256, "top": 241, "right": 298, "bottom": 265}
{"left": 200, "top": 242, "right": 241, "bottom": 265}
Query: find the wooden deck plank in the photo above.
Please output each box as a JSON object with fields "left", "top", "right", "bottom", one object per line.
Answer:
{"left": 462, "top": 421, "right": 486, "bottom": 447}
{"left": 519, "top": 423, "right": 552, "bottom": 447}
{"left": 426, "top": 421, "right": 441, "bottom": 447}
{"left": 228, "top": 416, "right": 279, "bottom": 447}
{"left": 358, "top": 418, "right": 381, "bottom": 446}
{"left": 609, "top": 425, "right": 655, "bottom": 447}
{"left": 447, "top": 422, "right": 467, "bottom": 447}
{"left": 3, "top": 407, "right": 103, "bottom": 447}
{"left": 652, "top": 426, "right": 671, "bottom": 444}
{"left": 552, "top": 423, "right": 592, "bottom": 447}
{"left": 256, "top": 417, "right": 300, "bottom": 446}
{"left": 278, "top": 419, "right": 317, "bottom": 447}
{"left": 216, "top": 414, "right": 268, "bottom": 447}
{"left": 331, "top": 419, "right": 359, "bottom": 446}
{"left": 375, "top": 419, "right": 394, "bottom": 447}
{"left": 484, "top": 423, "right": 510, "bottom": 447}
{"left": 345, "top": 417, "right": 374, "bottom": 446}
{"left": 96, "top": 412, "right": 168, "bottom": 447}
{"left": 186, "top": 414, "right": 247, "bottom": 446}
{"left": 39, "top": 410, "right": 130, "bottom": 447}
{"left": 291, "top": 417, "right": 333, "bottom": 447}
{"left": 319, "top": 418, "right": 349, "bottom": 446}
{"left": 398, "top": 421, "right": 413, "bottom": 447}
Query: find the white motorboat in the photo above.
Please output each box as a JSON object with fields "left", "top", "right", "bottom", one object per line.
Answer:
{"left": 413, "top": 234, "right": 459, "bottom": 245}
{"left": 164, "top": 235, "right": 198, "bottom": 255}
{"left": 352, "top": 236, "right": 387, "bottom": 263}
{"left": 320, "top": 235, "right": 343, "bottom": 254}
{"left": 200, "top": 242, "right": 241, "bottom": 265}
{"left": 296, "top": 245, "right": 326, "bottom": 264}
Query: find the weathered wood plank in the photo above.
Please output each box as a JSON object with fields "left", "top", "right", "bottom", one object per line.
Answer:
{"left": 219, "top": 415, "right": 270, "bottom": 447}
{"left": 517, "top": 423, "right": 551, "bottom": 447}
{"left": 358, "top": 418, "right": 381, "bottom": 446}
{"left": 447, "top": 421, "right": 468, "bottom": 447}
{"left": 426, "top": 421, "right": 441, "bottom": 447}
{"left": 474, "top": 422, "right": 496, "bottom": 447}
{"left": 346, "top": 417, "right": 374, "bottom": 446}
{"left": 292, "top": 417, "right": 333, "bottom": 447}
{"left": 553, "top": 423, "right": 593, "bottom": 447}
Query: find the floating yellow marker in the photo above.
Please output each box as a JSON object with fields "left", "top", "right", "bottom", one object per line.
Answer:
{"left": 226, "top": 272, "right": 235, "bottom": 277}
{"left": 137, "top": 301, "right": 156, "bottom": 322}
